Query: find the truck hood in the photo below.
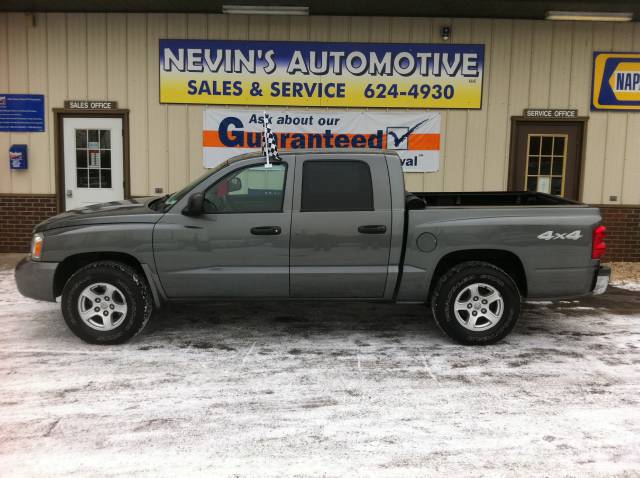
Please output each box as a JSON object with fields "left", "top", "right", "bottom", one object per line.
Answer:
{"left": 34, "top": 197, "right": 164, "bottom": 233}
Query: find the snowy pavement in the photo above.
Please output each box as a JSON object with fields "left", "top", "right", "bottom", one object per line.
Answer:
{"left": 0, "top": 256, "right": 639, "bottom": 477}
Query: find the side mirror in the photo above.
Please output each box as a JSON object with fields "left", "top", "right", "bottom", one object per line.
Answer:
{"left": 182, "top": 192, "right": 204, "bottom": 216}
{"left": 228, "top": 176, "right": 242, "bottom": 193}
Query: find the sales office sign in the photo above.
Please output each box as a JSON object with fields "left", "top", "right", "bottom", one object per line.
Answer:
{"left": 160, "top": 39, "right": 484, "bottom": 109}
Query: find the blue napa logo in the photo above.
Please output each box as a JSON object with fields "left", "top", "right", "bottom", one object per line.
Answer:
{"left": 614, "top": 71, "right": 640, "bottom": 92}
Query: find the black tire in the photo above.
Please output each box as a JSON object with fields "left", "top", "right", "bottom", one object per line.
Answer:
{"left": 430, "top": 261, "right": 521, "bottom": 345}
{"left": 61, "top": 261, "right": 153, "bottom": 344}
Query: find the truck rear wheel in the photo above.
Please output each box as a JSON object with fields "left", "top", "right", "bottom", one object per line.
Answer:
{"left": 430, "top": 261, "right": 521, "bottom": 345}
{"left": 61, "top": 261, "right": 153, "bottom": 344}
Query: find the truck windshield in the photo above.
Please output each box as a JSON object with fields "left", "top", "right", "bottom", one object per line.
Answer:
{"left": 149, "top": 161, "right": 229, "bottom": 211}
{"left": 160, "top": 161, "right": 229, "bottom": 210}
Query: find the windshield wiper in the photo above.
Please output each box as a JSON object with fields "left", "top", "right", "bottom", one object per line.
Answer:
{"left": 149, "top": 194, "right": 170, "bottom": 211}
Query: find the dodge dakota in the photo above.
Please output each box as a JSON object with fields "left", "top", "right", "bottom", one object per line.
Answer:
{"left": 15, "top": 149, "right": 610, "bottom": 345}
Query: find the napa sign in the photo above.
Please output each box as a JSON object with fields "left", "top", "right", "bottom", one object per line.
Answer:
{"left": 592, "top": 52, "right": 640, "bottom": 111}
{"left": 160, "top": 39, "right": 484, "bottom": 109}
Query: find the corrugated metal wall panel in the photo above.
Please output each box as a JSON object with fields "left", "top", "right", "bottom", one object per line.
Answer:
{"left": 0, "top": 13, "right": 11, "bottom": 193}
{"left": 106, "top": 14, "right": 128, "bottom": 106}
{"left": 602, "top": 22, "right": 634, "bottom": 205}
{"left": 7, "top": 12, "right": 30, "bottom": 193}
{"left": 622, "top": 24, "right": 640, "bottom": 205}
{"left": 582, "top": 23, "right": 613, "bottom": 204}
{"left": 26, "top": 12, "right": 50, "bottom": 195}
{"left": 483, "top": 19, "right": 512, "bottom": 192}
{"left": 126, "top": 13, "right": 148, "bottom": 195}
{"left": 46, "top": 13, "right": 67, "bottom": 193}
{"left": 146, "top": 13, "right": 169, "bottom": 196}
{"left": 0, "top": 13, "right": 638, "bottom": 206}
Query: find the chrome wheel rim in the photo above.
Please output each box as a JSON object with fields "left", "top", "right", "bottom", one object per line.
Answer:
{"left": 453, "top": 282, "right": 504, "bottom": 331}
{"left": 77, "top": 282, "right": 128, "bottom": 331}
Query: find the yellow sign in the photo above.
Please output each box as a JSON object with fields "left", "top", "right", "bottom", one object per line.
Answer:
{"left": 159, "top": 39, "right": 484, "bottom": 109}
{"left": 592, "top": 52, "right": 640, "bottom": 111}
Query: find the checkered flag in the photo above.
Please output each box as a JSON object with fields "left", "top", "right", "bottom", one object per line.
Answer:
{"left": 261, "top": 112, "right": 280, "bottom": 168}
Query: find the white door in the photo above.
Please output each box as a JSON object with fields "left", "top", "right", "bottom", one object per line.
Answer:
{"left": 63, "top": 117, "right": 124, "bottom": 210}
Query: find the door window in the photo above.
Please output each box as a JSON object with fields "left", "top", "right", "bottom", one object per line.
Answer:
{"left": 203, "top": 163, "right": 287, "bottom": 213}
{"left": 301, "top": 160, "right": 373, "bottom": 212}
{"left": 524, "top": 134, "right": 567, "bottom": 196}
{"left": 75, "top": 129, "right": 112, "bottom": 189}
{"left": 509, "top": 121, "right": 583, "bottom": 200}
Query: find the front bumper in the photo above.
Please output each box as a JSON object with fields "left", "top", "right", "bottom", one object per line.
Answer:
{"left": 592, "top": 265, "right": 611, "bottom": 296}
{"left": 14, "top": 256, "right": 59, "bottom": 302}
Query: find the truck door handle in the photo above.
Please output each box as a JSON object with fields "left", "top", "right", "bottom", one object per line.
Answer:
{"left": 358, "top": 225, "right": 387, "bottom": 234}
{"left": 251, "top": 226, "right": 281, "bottom": 235}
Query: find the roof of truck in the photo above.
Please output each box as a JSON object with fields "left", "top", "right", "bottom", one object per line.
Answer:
{"left": 227, "top": 148, "right": 400, "bottom": 163}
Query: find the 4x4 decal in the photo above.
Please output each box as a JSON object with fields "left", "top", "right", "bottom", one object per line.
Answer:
{"left": 537, "top": 230, "right": 583, "bottom": 241}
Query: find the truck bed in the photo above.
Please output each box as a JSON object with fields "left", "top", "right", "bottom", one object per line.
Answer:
{"left": 409, "top": 191, "right": 581, "bottom": 207}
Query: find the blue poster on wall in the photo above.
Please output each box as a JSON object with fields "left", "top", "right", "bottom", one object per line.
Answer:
{"left": 0, "top": 94, "right": 45, "bottom": 132}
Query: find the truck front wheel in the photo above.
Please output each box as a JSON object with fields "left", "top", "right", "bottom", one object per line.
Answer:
{"left": 61, "top": 261, "right": 153, "bottom": 344}
{"left": 430, "top": 261, "right": 521, "bottom": 345}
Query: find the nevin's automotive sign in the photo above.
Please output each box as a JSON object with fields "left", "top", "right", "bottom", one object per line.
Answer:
{"left": 161, "top": 39, "right": 484, "bottom": 109}
{"left": 203, "top": 108, "right": 441, "bottom": 172}
{"left": 592, "top": 52, "right": 640, "bottom": 111}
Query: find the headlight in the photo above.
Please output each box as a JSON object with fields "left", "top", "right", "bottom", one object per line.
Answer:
{"left": 31, "top": 233, "right": 44, "bottom": 260}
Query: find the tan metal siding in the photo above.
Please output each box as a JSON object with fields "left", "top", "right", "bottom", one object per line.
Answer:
{"left": 463, "top": 19, "right": 492, "bottom": 192}
{"left": 623, "top": 27, "right": 640, "bottom": 205}
{"left": 106, "top": 14, "right": 128, "bottom": 106}
{"left": 0, "top": 12, "right": 638, "bottom": 206}
{"left": 602, "top": 22, "right": 634, "bottom": 205}
{"left": 0, "top": 13, "right": 10, "bottom": 193}
{"left": 483, "top": 19, "right": 512, "bottom": 192}
{"left": 126, "top": 13, "right": 148, "bottom": 195}
{"left": 26, "top": 12, "right": 49, "bottom": 195}
{"left": 46, "top": 13, "right": 67, "bottom": 193}
{"left": 583, "top": 23, "right": 614, "bottom": 204}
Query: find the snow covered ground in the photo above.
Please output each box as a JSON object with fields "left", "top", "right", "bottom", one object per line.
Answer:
{"left": 1, "top": 257, "right": 639, "bottom": 477}
{"left": 612, "top": 280, "right": 640, "bottom": 292}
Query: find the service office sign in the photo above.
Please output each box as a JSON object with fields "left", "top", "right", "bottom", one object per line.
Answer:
{"left": 203, "top": 108, "right": 441, "bottom": 172}
{"left": 592, "top": 52, "right": 640, "bottom": 110}
{"left": 161, "top": 39, "right": 484, "bottom": 109}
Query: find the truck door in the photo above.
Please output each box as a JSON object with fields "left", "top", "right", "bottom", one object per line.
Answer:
{"left": 153, "top": 158, "right": 293, "bottom": 298}
{"left": 290, "top": 154, "right": 392, "bottom": 298}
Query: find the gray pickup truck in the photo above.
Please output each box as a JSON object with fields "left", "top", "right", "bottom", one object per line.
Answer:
{"left": 15, "top": 149, "right": 610, "bottom": 345}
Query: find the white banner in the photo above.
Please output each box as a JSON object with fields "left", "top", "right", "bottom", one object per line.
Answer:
{"left": 203, "top": 108, "right": 440, "bottom": 172}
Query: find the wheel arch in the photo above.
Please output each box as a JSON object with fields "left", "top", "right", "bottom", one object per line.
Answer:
{"left": 428, "top": 249, "right": 527, "bottom": 299}
{"left": 54, "top": 252, "right": 148, "bottom": 299}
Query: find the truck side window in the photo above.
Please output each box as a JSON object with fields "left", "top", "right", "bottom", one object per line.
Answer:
{"left": 203, "top": 163, "right": 287, "bottom": 213}
{"left": 301, "top": 160, "right": 374, "bottom": 212}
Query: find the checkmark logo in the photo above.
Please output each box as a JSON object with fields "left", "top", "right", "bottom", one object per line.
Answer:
{"left": 386, "top": 118, "right": 432, "bottom": 150}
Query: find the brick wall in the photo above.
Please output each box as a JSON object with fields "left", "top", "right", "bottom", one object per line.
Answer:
{"left": 0, "top": 195, "right": 58, "bottom": 253}
{"left": 599, "top": 206, "right": 640, "bottom": 262}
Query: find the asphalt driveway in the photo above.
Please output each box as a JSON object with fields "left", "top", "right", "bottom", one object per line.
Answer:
{"left": 0, "top": 255, "right": 639, "bottom": 477}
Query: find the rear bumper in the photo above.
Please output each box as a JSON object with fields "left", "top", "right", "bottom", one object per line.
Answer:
{"left": 592, "top": 265, "right": 610, "bottom": 296}
{"left": 14, "top": 256, "right": 58, "bottom": 302}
